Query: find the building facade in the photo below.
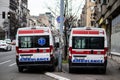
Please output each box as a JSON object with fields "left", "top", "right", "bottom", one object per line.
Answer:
{"left": 38, "top": 13, "right": 55, "bottom": 29}
{"left": 28, "top": 13, "right": 55, "bottom": 29}
{"left": 0, "top": 0, "right": 29, "bottom": 40}
{"left": 94, "top": 0, "right": 120, "bottom": 53}
{"left": 18, "top": 0, "right": 29, "bottom": 28}
{"left": 80, "top": 0, "right": 96, "bottom": 27}
{"left": 9, "top": 0, "right": 19, "bottom": 39}
{"left": 0, "top": 0, "right": 10, "bottom": 39}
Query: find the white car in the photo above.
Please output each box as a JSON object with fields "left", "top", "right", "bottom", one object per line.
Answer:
{"left": 5, "top": 39, "right": 11, "bottom": 44}
{"left": 0, "top": 40, "right": 12, "bottom": 51}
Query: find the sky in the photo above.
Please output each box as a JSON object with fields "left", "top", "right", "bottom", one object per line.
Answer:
{"left": 28, "top": 0, "right": 85, "bottom": 17}
{"left": 28, "top": 0, "right": 56, "bottom": 16}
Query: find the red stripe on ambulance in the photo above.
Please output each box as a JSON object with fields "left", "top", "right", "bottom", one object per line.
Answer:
{"left": 73, "top": 30, "right": 99, "bottom": 34}
{"left": 17, "top": 49, "right": 51, "bottom": 53}
{"left": 18, "top": 30, "right": 44, "bottom": 34}
{"left": 18, "top": 49, "right": 37, "bottom": 53}
{"left": 71, "top": 50, "right": 106, "bottom": 54}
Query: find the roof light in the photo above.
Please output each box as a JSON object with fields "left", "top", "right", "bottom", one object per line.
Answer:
{"left": 31, "top": 26, "right": 36, "bottom": 29}
{"left": 86, "top": 27, "right": 91, "bottom": 30}
{"left": 99, "top": 31, "right": 104, "bottom": 34}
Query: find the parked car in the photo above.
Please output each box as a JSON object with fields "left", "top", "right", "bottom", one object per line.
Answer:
{"left": 0, "top": 40, "right": 12, "bottom": 51}
{"left": 5, "top": 39, "right": 11, "bottom": 44}
{"left": 0, "top": 40, "right": 3, "bottom": 43}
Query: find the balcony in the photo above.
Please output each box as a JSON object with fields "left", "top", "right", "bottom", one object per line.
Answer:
{"left": 9, "top": 0, "right": 18, "bottom": 10}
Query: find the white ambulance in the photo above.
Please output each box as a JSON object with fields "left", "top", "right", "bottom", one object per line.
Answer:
{"left": 68, "top": 27, "right": 108, "bottom": 73}
{"left": 16, "top": 26, "right": 58, "bottom": 72}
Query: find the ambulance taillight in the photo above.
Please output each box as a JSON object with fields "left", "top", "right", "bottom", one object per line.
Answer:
{"left": 104, "top": 47, "right": 108, "bottom": 60}
{"left": 16, "top": 46, "right": 19, "bottom": 54}
{"left": 104, "top": 47, "right": 108, "bottom": 52}
{"left": 50, "top": 45, "right": 53, "bottom": 56}
{"left": 69, "top": 47, "right": 72, "bottom": 59}
{"left": 86, "top": 27, "right": 91, "bottom": 30}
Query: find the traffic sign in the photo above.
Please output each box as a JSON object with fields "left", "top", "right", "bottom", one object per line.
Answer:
{"left": 56, "top": 16, "right": 64, "bottom": 23}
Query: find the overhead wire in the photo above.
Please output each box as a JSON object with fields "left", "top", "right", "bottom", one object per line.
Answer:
{"left": 73, "top": 0, "right": 85, "bottom": 18}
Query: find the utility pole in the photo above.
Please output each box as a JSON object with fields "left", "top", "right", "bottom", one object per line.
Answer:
{"left": 58, "top": 0, "right": 64, "bottom": 72}
{"left": 7, "top": 12, "right": 10, "bottom": 39}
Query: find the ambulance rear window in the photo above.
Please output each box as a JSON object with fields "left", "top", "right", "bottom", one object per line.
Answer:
{"left": 19, "top": 36, "right": 49, "bottom": 48}
{"left": 72, "top": 37, "right": 104, "bottom": 49}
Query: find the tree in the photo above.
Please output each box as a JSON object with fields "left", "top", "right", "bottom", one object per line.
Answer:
{"left": 46, "top": 0, "right": 78, "bottom": 60}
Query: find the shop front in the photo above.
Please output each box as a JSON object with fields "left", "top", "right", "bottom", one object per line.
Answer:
{"left": 111, "top": 14, "right": 120, "bottom": 53}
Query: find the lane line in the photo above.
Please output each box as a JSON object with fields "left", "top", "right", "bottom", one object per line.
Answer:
{"left": 9, "top": 63, "right": 16, "bottom": 67}
{"left": 45, "top": 72, "right": 70, "bottom": 80}
{"left": 0, "top": 60, "right": 11, "bottom": 65}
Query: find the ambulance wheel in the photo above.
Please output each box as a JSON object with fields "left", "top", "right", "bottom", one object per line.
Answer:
{"left": 49, "top": 65, "right": 55, "bottom": 72}
{"left": 101, "top": 68, "right": 106, "bottom": 74}
{"left": 18, "top": 66, "right": 24, "bottom": 72}
{"left": 69, "top": 67, "right": 73, "bottom": 73}
{"left": 99, "top": 67, "right": 106, "bottom": 74}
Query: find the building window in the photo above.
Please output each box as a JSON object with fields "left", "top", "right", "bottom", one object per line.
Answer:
{"left": 99, "top": 0, "right": 101, "bottom": 3}
{"left": 2, "top": 12, "right": 6, "bottom": 19}
{"left": 91, "top": 21, "right": 94, "bottom": 26}
{"left": 102, "top": 0, "right": 107, "bottom": 5}
{"left": 91, "top": 0, "right": 96, "bottom": 2}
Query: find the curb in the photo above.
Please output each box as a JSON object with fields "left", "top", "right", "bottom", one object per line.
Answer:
{"left": 45, "top": 72, "right": 71, "bottom": 80}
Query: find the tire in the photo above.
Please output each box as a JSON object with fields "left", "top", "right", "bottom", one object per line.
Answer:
{"left": 6, "top": 47, "right": 8, "bottom": 51}
{"left": 100, "top": 61, "right": 107, "bottom": 74}
{"left": 101, "top": 68, "right": 106, "bottom": 74}
{"left": 18, "top": 66, "right": 24, "bottom": 72}
{"left": 69, "top": 67, "right": 73, "bottom": 73}
{"left": 99, "top": 67, "right": 106, "bottom": 74}
{"left": 49, "top": 64, "right": 55, "bottom": 72}
{"left": 50, "top": 66, "right": 55, "bottom": 72}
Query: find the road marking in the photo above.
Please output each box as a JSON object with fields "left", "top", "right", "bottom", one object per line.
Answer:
{"left": 45, "top": 72, "right": 71, "bottom": 80}
{"left": 0, "top": 60, "right": 11, "bottom": 65}
{"left": 9, "top": 63, "right": 16, "bottom": 67}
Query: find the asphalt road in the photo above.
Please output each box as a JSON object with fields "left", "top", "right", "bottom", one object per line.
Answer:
{"left": 0, "top": 46, "right": 55, "bottom": 80}
{"left": 0, "top": 46, "right": 120, "bottom": 80}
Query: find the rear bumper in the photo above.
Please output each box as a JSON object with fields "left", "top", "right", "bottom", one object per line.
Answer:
{"left": 16, "top": 57, "right": 55, "bottom": 67}
{"left": 69, "top": 59, "right": 107, "bottom": 69}
{"left": 0, "top": 46, "right": 7, "bottom": 50}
